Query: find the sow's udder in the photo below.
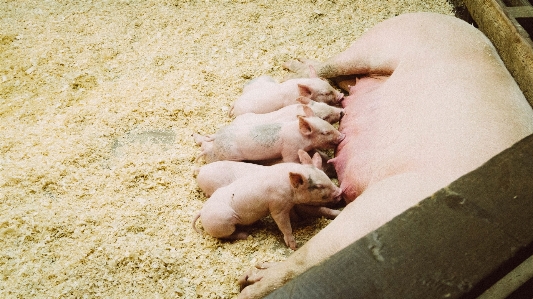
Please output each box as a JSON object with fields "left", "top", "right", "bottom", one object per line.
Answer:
{"left": 331, "top": 126, "right": 359, "bottom": 203}
{"left": 332, "top": 77, "right": 387, "bottom": 203}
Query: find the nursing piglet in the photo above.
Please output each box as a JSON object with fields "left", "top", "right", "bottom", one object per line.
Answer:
{"left": 194, "top": 116, "right": 344, "bottom": 163}
{"left": 231, "top": 96, "right": 344, "bottom": 126}
{"left": 194, "top": 150, "right": 341, "bottom": 220}
{"left": 192, "top": 161, "right": 342, "bottom": 250}
{"left": 229, "top": 69, "right": 343, "bottom": 116}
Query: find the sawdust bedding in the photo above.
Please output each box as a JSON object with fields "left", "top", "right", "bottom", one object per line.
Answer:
{"left": 0, "top": 0, "right": 454, "bottom": 298}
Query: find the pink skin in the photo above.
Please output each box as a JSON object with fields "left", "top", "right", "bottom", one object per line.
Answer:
{"left": 194, "top": 116, "right": 345, "bottom": 163}
{"left": 195, "top": 161, "right": 265, "bottom": 197}
{"left": 231, "top": 96, "right": 344, "bottom": 126}
{"left": 192, "top": 159, "right": 343, "bottom": 250}
{"left": 229, "top": 68, "right": 344, "bottom": 117}
{"left": 194, "top": 150, "right": 341, "bottom": 220}
{"left": 238, "top": 12, "right": 533, "bottom": 298}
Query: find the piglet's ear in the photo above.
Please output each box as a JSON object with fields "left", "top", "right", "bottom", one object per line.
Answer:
{"left": 311, "top": 152, "right": 323, "bottom": 169}
{"left": 302, "top": 105, "right": 314, "bottom": 117}
{"left": 296, "top": 96, "right": 311, "bottom": 105}
{"left": 298, "top": 116, "right": 313, "bottom": 136}
{"left": 298, "top": 149, "right": 313, "bottom": 165}
{"left": 309, "top": 65, "right": 318, "bottom": 78}
{"left": 297, "top": 84, "right": 313, "bottom": 98}
{"left": 289, "top": 172, "right": 305, "bottom": 188}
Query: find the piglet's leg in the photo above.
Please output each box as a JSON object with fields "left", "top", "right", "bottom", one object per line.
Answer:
{"left": 270, "top": 211, "right": 297, "bottom": 250}
{"left": 292, "top": 205, "right": 341, "bottom": 221}
{"left": 201, "top": 210, "right": 244, "bottom": 240}
{"left": 226, "top": 230, "right": 249, "bottom": 240}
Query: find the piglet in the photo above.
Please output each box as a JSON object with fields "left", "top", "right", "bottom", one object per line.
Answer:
{"left": 229, "top": 67, "right": 343, "bottom": 116}
{"left": 194, "top": 150, "right": 341, "bottom": 220}
{"left": 231, "top": 96, "right": 344, "bottom": 126}
{"left": 194, "top": 116, "right": 345, "bottom": 163}
{"left": 192, "top": 159, "right": 343, "bottom": 249}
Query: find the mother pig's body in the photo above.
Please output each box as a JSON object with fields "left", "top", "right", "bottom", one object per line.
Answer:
{"left": 331, "top": 15, "right": 533, "bottom": 202}
{"left": 238, "top": 12, "right": 533, "bottom": 299}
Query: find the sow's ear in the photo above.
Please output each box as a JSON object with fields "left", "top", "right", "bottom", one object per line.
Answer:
{"left": 289, "top": 172, "right": 305, "bottom": 189}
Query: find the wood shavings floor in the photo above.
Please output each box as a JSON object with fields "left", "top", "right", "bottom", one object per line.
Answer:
{"left": 0, "top": 1, "right": 453, "bottom": 297}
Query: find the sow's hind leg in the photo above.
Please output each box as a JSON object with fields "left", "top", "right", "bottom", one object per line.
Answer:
{"left": 282, "top": 14, "right": 440, "bottom": 81}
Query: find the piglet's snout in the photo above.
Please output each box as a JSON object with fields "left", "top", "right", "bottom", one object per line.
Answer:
{"left": 336, "top": 92, "right": 344, "bottom": 103}
{"left": 325, "top": 133, "right": 345, "bottom": 148}
{"left": 332, "top": 187, "right": 343, "bottom": 203}
{"left": 337, "top": 133, "right": 346, "bottom": 144}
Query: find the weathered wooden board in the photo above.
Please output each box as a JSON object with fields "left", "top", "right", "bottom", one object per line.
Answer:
{"left": 464, "top": 0, "right": 533, "bottom": 107}
{"left": 265, "top": 133, "right": 533, "bottom": 299}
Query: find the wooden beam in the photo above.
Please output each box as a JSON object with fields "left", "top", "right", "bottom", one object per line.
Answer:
{"left": 464, "top": 0, "right": 533, "bottom": 108}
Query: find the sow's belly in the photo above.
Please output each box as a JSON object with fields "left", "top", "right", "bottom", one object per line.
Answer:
{"left": 332, "top": 75, "right": 414, "bottom": 203}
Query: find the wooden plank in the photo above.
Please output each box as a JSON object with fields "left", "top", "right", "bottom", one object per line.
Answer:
{"left": 506, "top": 6, "right": 533, "bottom": 18}
{"left": 464, "top": 0, "right": 533, "bottom": 107}
{"left": 265, "top": 133, "right": 533, "bottom": 299}
{"left": 478, "top": 254, "right": 533, "bottom": 298}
